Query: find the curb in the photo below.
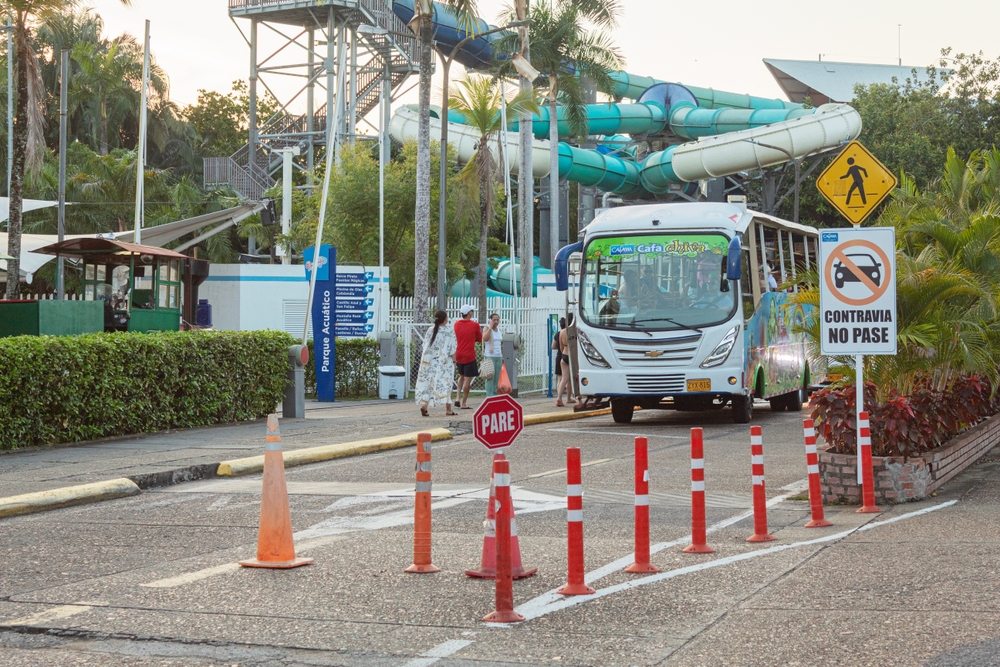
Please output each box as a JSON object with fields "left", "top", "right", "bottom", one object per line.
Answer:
{"left": 524, "top": 408, "right": 612, "bottom": 426}
{"left": 0, "top": 478, "right": 141, "bottom": 519}
{"left": 216, "top": 427, "right": 454, "bottom": 477}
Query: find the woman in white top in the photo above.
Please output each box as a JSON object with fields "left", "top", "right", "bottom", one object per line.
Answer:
{"left": 482, "top": 313, "right": 503, "bottom": 396}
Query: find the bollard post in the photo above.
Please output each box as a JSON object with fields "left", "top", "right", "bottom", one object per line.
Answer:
{"left": 625, "top": 437, "right": 659, "bottom": 573}
{"left": 856, "top": 412, "right": 882, "bottom": 514}
{"left": 557, "top": 447, "right": 595, "bottom": 595}
{"left": 683, "top": 428, "right": 715, "bottom": 554}
{"left": 747, "top": 426, "right": 776, "bottom": 542}
{"left": 282, "top": 345, "right": 307, "bottom": 419}
{"left": 483, "top": 457, "right": 525, "bottom": 623}
{"left": 500, "top": 333, "right": 520, "bottom": 398}
{"left": 803, "top": 419, "right": 832, "bottom": 527}
{"left": 405, "top": 433, "right": 440, "bottom": 573}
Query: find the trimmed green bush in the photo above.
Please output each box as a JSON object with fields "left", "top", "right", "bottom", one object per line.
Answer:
{"left": 0, "top": 330, "right": 293, "bottom": 450}
{"left": 304, "top": 337, "right": 381, "bottom": 399}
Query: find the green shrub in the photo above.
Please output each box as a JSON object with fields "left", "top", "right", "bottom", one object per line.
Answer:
{"left": 304, "top": 337, "right": 381, "bottom": 399}
{"left": 0, "top": 330, "right": 293, "bottom": 450}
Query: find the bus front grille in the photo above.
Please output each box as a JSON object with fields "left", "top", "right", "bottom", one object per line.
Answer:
{"left": 626, "top": 374, "right": 686, "bottom": 393}
{"left": 610, "top": 334, "right": 702, "bottom": 366}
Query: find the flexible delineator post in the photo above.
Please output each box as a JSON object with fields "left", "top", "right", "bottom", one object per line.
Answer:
{"left": 557, "top": 447, "right": 595, "bottom": 595}
{"left": 405, "top": 433, "right": 440, "bottom": 573}
{"left": 856, "top": 412, "right": 882, "bottom": 514}
{"left": 803, "top": 419, "right": 832, "bottom": 527}
{"left": 683, "top": 428, "right": 715, "bottom": 554}
{"left": 483, "top": 457, "right": 524, "bottom": 623}
{"left": 625, "top": 437, "right": 659, "bottom": 573}
{"left": 747, "top": 426, "right": 776, "bottom": 543}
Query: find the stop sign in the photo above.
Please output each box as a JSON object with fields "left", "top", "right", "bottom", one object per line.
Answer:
{"left": 473, "top": 395, "right": 523, "bottom": 449}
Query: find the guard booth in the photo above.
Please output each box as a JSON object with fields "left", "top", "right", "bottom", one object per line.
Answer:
{"left": 33, "top": 238, "right": 190, "bottom": 333}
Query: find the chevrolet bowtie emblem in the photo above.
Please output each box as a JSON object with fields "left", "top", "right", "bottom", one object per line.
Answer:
{"left": 645, "top": 350, "right": 664, "bottom": 357}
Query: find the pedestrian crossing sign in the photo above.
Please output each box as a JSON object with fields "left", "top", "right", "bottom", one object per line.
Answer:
{"left": 816, "top": 140, "right": 898, "bottom": 225}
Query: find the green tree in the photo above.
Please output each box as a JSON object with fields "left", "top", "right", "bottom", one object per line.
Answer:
{"left": 450, "top": 74, "right": 537, "bottom": 321}
{"left": 183, "top": 80, "right": 279, "bottom": 158}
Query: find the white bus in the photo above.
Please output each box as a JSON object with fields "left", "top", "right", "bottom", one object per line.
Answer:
{"left": 555, "top": 201, "right": 821, "bottom": 424}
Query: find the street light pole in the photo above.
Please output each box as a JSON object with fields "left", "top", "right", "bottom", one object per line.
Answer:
{"left": 435, "top": 21, "right": 528, "bottom": 311}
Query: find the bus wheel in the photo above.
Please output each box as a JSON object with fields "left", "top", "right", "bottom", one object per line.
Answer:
{"left": 768, "top": 396, "right": 788, "bottom": 412}
{"left": 788, "top": 386, "right": 807, "bottom": 411}
{"left": 732, "top": 395, "right": 753, "bottom": 423}
{"left": 611, "top": 398, "right": 634, "bottom": 424}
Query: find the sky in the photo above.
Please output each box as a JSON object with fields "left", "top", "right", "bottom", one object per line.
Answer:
{"left": 88, "top": 0, "right": 1000, "bottom": 110}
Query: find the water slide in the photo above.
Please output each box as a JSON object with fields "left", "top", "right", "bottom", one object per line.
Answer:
{"left": 389, "top": 0, "right": 861, "bottom": 196}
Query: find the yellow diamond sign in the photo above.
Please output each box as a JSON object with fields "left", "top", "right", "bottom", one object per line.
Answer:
{"left": 816, "top": 140, "right": 898, "bottom": 225}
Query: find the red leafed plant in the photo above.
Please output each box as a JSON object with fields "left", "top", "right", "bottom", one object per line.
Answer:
{"left": 809, "top": 376, "right": 996, "bottom": 457}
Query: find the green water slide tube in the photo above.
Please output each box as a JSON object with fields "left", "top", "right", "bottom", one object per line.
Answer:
{"left": 557, "top": 143, "right": 642, "bottom": 195}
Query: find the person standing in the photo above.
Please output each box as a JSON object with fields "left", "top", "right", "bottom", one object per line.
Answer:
{"left": 482, "top": 312, "right": 502, "bottom": 397}
{"left": 555, "top": 316, "right": 573, "bottom": 407}
{"left": 415, "top": 310, "right": 457, "bottom": 417}
{"left": 453, "top": 304, "right": 482, "bottom": 409}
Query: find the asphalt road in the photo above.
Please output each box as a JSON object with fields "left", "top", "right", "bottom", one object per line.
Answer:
{"left": 2, "top": 404, "right": 999, "bottom": 666}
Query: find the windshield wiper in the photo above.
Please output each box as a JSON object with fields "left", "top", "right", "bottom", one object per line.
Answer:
{"left": 630, "top": 317, "right": 702, "bottom": 333}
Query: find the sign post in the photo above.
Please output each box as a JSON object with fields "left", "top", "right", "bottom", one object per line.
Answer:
{"left": 818, "top": 228, "right": 896, "bottom": 485}
{"left": 305, "top": 244, "right": 336, "bottom": 402}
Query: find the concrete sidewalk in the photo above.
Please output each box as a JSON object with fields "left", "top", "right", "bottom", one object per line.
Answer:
{"left": 0, "top": 394, "right": 586, "bottom": 499}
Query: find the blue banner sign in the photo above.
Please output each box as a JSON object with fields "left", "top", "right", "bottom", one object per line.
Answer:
{"left": 336, "top": 324, "right": 375, "bottom": 337}
{"left": 336, "top": 272, "right": 373, "bottom": 285}
{"left": 305, "top": 245, "right": 336, "bottom": 402}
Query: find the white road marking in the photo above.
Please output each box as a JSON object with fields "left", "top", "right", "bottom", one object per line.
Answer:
{"left": 1, "top": 604, "right": 92, "bottom": 627}
{"left": 401, "top": 639, "right": 474, "bottom": 667}
{"left": 508, "top": 500, "right": 958, "bottom": 623}
{"left": 140, "top": 563, "right": 241, "bottom": 589}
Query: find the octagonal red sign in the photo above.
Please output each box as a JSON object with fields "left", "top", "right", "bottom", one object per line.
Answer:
{"left": 473, "top": 395, "right": 523, "bottom": 449}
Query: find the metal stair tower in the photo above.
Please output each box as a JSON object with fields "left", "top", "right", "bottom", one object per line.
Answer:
{"left": 206, "top": 0, "right": 421, "bottom": 200}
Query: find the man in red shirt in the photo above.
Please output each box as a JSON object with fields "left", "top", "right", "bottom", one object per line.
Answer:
{"left": 453, "top": 304, "right": 482, "bottom": 409}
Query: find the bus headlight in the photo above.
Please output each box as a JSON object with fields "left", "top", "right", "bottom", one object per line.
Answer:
{"left": 577, "top": 331, "right": 611, "bottom": 369}
{"left": 700, "top": 325, "right": 740, "bottom": 368}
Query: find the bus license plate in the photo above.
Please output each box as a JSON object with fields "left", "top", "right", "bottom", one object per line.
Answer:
{"left": 686, "top": 379, "right": 711, "bottom": 392}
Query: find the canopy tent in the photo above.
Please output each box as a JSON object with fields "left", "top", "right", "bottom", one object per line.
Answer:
{"left": 0, "top": 202, "right": 265, "bottom": 277}
{"left": 0, "top": 197, "right": 61, "bottom": 222}
{"left": 33, "top": 237, "right": 190, "bottom": 261}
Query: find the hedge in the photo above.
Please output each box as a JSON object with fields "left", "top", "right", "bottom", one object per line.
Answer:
{"left": 0, "top": 330, "right": 294, "bottom": 450}
{"left": 304, "top": 337, "right": 381, "bottom": 399}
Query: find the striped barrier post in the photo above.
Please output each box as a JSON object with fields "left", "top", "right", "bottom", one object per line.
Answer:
{"left": 557, "top": 447, "right": 595, "bottom": 595}
{"left": 405, "top": 433, "right": 440, "bottom": 573}
{"left": 683, "top": 428, "right": 715, "bottom": 554}
{"left": 857, "top": 412, "right": 882, "bottom": 514}
{"left": 625, "top": 436, "right": 659, "bottom": 573}
{"left": 483, "top": 457, "right": 524, "bottom": 623}
{"left": 747, "top": 426, "right": 776, "bottom": 543}
{"left": 803, "top": 419, "right": 832, "bottom": 527}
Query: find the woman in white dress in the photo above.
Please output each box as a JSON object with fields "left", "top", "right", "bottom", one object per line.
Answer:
{"left": 415, "top": 310, "right": 457, "bottom": 417}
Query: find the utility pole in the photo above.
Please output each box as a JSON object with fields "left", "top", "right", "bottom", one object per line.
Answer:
{"left": 57, "top": 49, "right": 68, "bottom": 299}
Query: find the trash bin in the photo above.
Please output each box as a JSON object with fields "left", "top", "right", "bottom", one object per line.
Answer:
{"left": 378, "top": 365, "right": 406, "bottom": 400}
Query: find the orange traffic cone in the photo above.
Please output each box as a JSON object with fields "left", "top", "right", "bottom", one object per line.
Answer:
{"left": 239, "top": 414, "right": 314, "bottom": 569}
{"left": 466, "top": 453, "right": 537, "bottom": 579}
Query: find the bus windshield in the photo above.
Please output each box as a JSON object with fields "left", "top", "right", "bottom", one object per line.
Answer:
{"left": 580, "top": 233, "right": 737, "bottom": 332}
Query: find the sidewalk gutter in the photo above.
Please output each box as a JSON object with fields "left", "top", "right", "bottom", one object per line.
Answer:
{"left": 216, "top": 427, "right": 454, "bottom": 477}
{"left": 0, "top": 478, "right": 141, "bottom": 519}
{"left": 524, "top": 408, "right": 611, "bottom": 426}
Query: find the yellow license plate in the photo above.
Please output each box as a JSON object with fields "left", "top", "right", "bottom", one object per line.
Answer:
{"left": 686, "top": 379, "right": 711, "bottom": 392}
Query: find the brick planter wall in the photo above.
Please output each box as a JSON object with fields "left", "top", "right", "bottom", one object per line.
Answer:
{"left": 818, "top": 413, "right": 1000, "bottom": 504}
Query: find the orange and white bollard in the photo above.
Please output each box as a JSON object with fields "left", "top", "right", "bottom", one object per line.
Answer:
{"left": 857, "top": 412, "right": 882, "bottom": 514}
{"left": 747, "top": 426, "right": 776, "bottom": 542}
{"left": 557, "top": 447, "right": 595, "bottom": 595}
{"left": 625, "top": 437, "right": 659, "bottom": 573}
{"left": 466, "top": 453, "right": 537, "bottom": 579}
{"left": 803, "top": 419, "right": 832, "bottom": 528}
{"left": 683, "top": 428, "right": 715, "bottom": 554}
{"left": 483, "top": 457, "right": 524, "bottom": 623}
{"left": 405, "top": 433, "right": 440, "bottom": 573}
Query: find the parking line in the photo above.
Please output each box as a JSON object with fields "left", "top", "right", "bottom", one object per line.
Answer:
{"left": 141, "top": 563, "right": 241, "bottom": 589}
{"left": 1, "top": 604, "right": 92, "bottom": 627}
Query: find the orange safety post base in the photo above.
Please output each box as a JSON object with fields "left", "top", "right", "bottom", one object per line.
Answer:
{"left": 803, "top": 419, "right": 833, "bottom": 528}
{"left": 683, "top": 428, "right": 716, "bottom": 554}
{"left": 405, "top": 433, "right": 441, "bottom": 573}
{"left": 557, "top": 447, "right": 596, "bottom": 595}
{"left": 466, "top": 454, "right": 537, "bottom": 579}
{"left": 746, "top": 425, "right": 776, "bottom": 543}
{"left": 483, "top": 457, "right": 525, "bottom": 623}
{"left": 856, "top": 412, "right": 882, "bottom": 514}
{"left": 240, "top": 414, "right": 314, "bottom": 569}
{"left": 625, "top": 436, "right": 660, "bottom": 573}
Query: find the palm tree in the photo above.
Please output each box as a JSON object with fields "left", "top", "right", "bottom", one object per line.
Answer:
{"left": 450, "top": 75, "right": 537, "bottom": 322}
{"left": 409, "top": 0, "right": 479, "bottom": 324}
{"left": 4, "top": 0, "right": 132, "bottom": 299}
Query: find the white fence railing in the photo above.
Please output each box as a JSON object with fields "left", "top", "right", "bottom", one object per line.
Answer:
{"left": 388, "top": 295, "right": 565, "bottom": 396}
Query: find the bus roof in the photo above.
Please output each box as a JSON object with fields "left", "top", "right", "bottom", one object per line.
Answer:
{"left": 585, "top": 203, "right": 818, "bottom": 239}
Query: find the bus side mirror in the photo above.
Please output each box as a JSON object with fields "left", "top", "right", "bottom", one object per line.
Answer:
{"left": 554, "top": 242, "right": 583, "bottom": 291}
{"left": 726, "top": 237, "right": 742, "bottom": 281}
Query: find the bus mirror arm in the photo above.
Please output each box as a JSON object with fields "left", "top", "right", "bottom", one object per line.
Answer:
{"left": 719, "top": 255, "right": 731, "bottom": 293}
